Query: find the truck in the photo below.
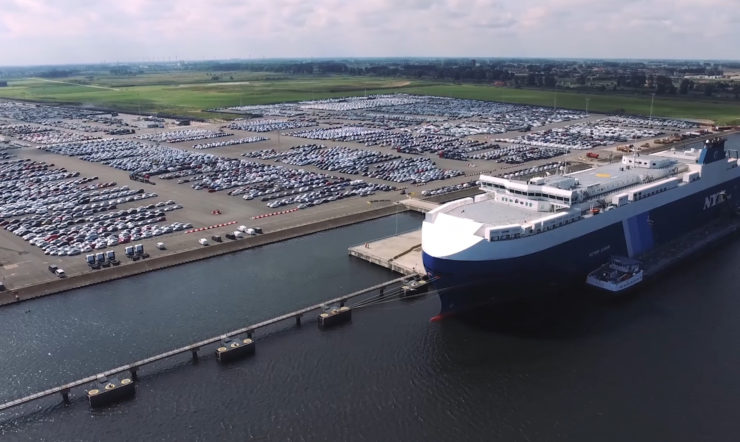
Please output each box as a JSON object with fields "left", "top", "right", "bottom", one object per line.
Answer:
{"left": 129, "top": 173, "right": 154, "bottom": 185}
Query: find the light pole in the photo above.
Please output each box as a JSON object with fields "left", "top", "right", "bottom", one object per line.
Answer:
{"left": 649, "top": 93, "right": 655, "bottom": 121}
{"left": 585, "top": 97, "right": 590, "bottom": 115}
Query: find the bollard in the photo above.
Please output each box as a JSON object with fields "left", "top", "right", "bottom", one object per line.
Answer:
{"left": 339, "top": 300, "right": 345, "bottom": 307}
{"left": 191, "top": 348, "right": 199, "bottom": 362}
{"left": 130, "top": 367, "right": 138, "bottom": 381}
{"left": 295, "top": 314, "right": 302, "bottom": 326}
{"left": 61, "top": 388, "right": 70, "bottom": 404}
{"left": 247, "top": 330, "right": 253, "bottom": 339}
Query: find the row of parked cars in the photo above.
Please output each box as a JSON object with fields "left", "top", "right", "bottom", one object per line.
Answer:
{"left": 266, "top": 180, "right": 395, "bottom": 209}
{"left": 420, "top": 181, "right": 475, "bottom": 197}
{"left": 499, "top": 162, "right": 565, "bottom": 180}
{"left": 136, "top": 129, "right": 232, "bottom": 144}
{"left": 363, "top": 157, "right": 465, "bottom": 184}
{"left": 496, "top": 122, "right": 664, "bottom": 150}
{"left": 242, "top": 144, "right": 400, "bottom": 175}
{"left": 41, "top": 138, "right": 213, "bottom": 178}
{"left": 287, "top": 126, "right": 385, "bottom": 142}
{"left": 4, "top": 197, "right": 185, "bottom": 257}
{"left": 0, "top": 100, "right": 99, "bottom": 125}
{"left": 466, "top": 145, "right": 569, "bottom": 164}
{"left": 225, "top": 118, "right": 315, "bottom": 133}
{"left": 192, "top": 137, "right": 268, "bottom": 150}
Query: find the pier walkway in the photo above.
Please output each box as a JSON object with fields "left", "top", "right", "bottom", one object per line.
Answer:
{"left": 0, "top": 275, "right": 412, "bottom": 413}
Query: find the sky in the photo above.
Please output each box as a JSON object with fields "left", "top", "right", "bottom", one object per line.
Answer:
{"left": 0, "top": 0, "right": 738, "bottom": 66}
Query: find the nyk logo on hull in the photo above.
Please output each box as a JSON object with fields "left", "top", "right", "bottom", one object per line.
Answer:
{"left": 703, "top": 190, "right": 726, "bottom": 210}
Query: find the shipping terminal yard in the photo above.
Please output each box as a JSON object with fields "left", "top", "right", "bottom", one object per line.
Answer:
{"left": 0, "top": 95, "right": 736, "bottom": 305}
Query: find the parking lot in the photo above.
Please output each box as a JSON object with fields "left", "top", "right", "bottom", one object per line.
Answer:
{"left": 0, "top": 95, "right": 704, "bottom": 292}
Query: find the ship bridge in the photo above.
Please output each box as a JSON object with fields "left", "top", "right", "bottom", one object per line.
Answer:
{"left": 479, "top": 154, "right": 684, "bottom": 210}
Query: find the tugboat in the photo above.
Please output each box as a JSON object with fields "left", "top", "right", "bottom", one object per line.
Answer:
{"left": 586, "top": 256, "right": 643, "bottom": 293}
{"left": 401, "top": 275, "right": 432, "bottom": 297}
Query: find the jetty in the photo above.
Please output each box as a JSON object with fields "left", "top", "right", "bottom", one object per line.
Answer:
{"left": 0, "top": 275, "right": 413, "bottom": 412}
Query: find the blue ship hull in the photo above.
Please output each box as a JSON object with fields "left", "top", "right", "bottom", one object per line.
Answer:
{"left": 423, "top": 178, "right": 740, "bottom": 315}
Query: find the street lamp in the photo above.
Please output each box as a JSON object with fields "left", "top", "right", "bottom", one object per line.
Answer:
{"left": 649, "top": 93, "right": 655, "bottom": 121}
{"left": 585, "top": 97, "right": 590, "bottom": 115}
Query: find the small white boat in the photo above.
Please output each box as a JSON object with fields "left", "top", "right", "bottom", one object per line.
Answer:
{"left": 586, "top": 256, "right": 643, "bottom": 293}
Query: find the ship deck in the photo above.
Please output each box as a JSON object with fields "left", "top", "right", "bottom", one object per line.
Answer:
{"left": 562, "top": 160, "right": 676, "bottom": 189}
{"left": 446, "top": 201, "right": 535, "bottom": 226}
{"left": 444, "top": 151, "right": 696, "bottom": 226}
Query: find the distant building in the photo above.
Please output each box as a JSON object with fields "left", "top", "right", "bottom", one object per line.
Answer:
{"left": 0, "top": 81, "right": 7, "bottom": 87}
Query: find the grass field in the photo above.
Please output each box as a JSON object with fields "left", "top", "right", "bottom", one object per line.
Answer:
{"left": 400, "top": 84, "right": 740, "bottom": 126}
{"left": 0, "top": 71, "right": 738, "bottom": 125}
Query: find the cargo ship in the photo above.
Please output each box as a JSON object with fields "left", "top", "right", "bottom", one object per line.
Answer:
{"left": 422, "top": 138, "right": 740, "bottom": 315}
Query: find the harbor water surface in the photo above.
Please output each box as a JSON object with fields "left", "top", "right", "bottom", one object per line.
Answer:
{"left": 1, "top": 193, "right": 740, "bottom": 439}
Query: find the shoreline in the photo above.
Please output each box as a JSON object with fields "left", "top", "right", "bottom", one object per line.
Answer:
{"left": 0, "top": 204, "right": 405, "bottom": 307}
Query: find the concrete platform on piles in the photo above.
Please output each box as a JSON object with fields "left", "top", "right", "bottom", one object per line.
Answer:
{"left": 348, "top": 230, "right": 423, "bottom": 276}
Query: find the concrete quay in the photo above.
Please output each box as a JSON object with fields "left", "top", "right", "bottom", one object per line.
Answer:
{"left": 0, "top": 204, "right": 403, "bottom": 307}
{"left": 349, "top": 229, "right": 423, "bottom": 276}
{"left": 398, "top": 199, "right": 439, "bottom": 213}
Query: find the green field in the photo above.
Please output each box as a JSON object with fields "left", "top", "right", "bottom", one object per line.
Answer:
{"left": 400, "top": 84, "right": 740, "bottom": 126}
{"left": 0, "top": 72, "right": 738, "bottom": 125}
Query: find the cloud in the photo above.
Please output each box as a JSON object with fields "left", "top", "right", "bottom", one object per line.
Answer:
{"left": 0, "top": 0, "right": 737, "bottom": 65}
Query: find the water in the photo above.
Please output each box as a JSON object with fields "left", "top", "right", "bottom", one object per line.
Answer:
{"left": 1, "top": 143, "right": 740, "bottom": 440}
